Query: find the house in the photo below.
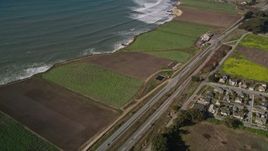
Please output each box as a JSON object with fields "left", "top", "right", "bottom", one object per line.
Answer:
{"left": 215, "top": 100, "right": 221, "bottom": 106}
{"left": 218, "top": 75, "right": 228, "bottom": 84}
{"left": 220, "top": 107, "right": 231, "bottom": 116}
{"left": 233, "top": 111, "right": 244, "bottom": 120}
{"left": 197, "top": 97, "right": 210, "bottom": 106}
{"left": 256, "top": 85, "right": 266, "bottom": 92}
{"left": 238, "top": 81, "right": 248, "bottom": 89}
{"left": 223, "top": 95, "right": 230, "bottom": 103}
{"left": 228, "top": 79, "right": 238, "bottom": 86}
{"left": 218, "top": 78, "right": 226, "bottom": 84}
{"left": 214, "top": 87, "right": 224, "bottom": 94}
{"left": 200, "top": 33, "right": 213, "bottom": 43}
{"left": 255, "top": 113, "right": 267, "bottom": 125}
{"left": 248, "top": 86, "right": 254, "bottom": 91}
{"left": 235, "top": 97, "right": 243, "bottom": 104}
{"left": 208, "top": 104, "right": 217, "bottom": 114}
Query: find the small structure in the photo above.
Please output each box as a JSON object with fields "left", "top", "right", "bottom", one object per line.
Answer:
{"left": 235, "top": 97, "right": 243, "bottom": 104}
{"left": 200, "top": 33, "right": 213, "bottom": 42}
{"left": 228, "top": 79, "right": 238, "bottom": 86}
{"left": 248, "top": 86, "right": 254, "bottom": 91}
{"left": 233, "top": 111, "right": 244, "bottom": 120}
{"left": 255, "top": 113, "right": 268, "bottom": 125}
{"left": 215, "top": 100, "right": 221, "bottom": 106}
{"left": 256, "top": 85, "right": 266, "bottom": 92}
{"left": 156, "top": 75, "right": 165, "bottom": 81}
{"left": 214, "top": 87, "right": 224, "bottom": 94}
{"left": 238, "top": 81, "right": 248, "bottom": 89}
{"left": 197, "top": 97, "right": 210, "bottom": 106}
{"left": 219, "top": 75, "right": 228, "bottom": 84}
{"left": 220, "top": 107, "right": 231, "bottom": 116}
{"left": 208, "top": 104, "right": 217, "bottom": 114}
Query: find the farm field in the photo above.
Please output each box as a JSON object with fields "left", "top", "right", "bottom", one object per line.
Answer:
{"left": 222, "top": 56, "right": 268, "bottom": 82}
{"left": 239, "top": 34, "right": 268, "bottom": 51}
{"left": 181, "top": 0, "right": 237, "bottom": 14}
{"left": 147, "top": 50, "right": 191, "bottom": 63}
{"left": 85, "top": 52, "right": 173, "bottom": 80}
{"left": 176, "top": 6, "right": 240, "bottom": 27}
{"left": 238, "top": 46, "right": 268, "bottom": 68}
{"left": 0, "top": 112, "right": 57, "bottom": 151}
{"left": 182, "top": 122, "right": 268, "bottom": 151}
{"left": 125, "top": 21, "right": 213, "bottom": 62}
{"left": 43, "top": 63, "right": 143, "bottom": 108}
{"left": 222, "top": 34, "right": 268, "bottom": 82}
{"left": 0, "top": 78, "right": 119, "bottom": 150}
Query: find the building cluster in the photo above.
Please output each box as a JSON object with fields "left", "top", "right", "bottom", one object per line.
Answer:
{"left": 193, "top": 85, "right": 268, "bottom": 129}
{"left": 197, "top": 32, "right": 214, "bottom": 47}
{"left": 216, "top": 74, "right": 268, "bottom": 92}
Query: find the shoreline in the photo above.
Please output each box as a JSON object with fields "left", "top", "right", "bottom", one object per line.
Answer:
{"left": 0, "top": 3, "right": 179, "bottom": 88}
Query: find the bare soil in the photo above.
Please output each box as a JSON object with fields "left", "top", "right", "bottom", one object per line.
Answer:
{"left": 182, "top": 122, "right": 268, "bottom": 151}
{"left": 238, "top": 46, "right": 268, "bottom": 68}
{"left": 0, "top": 77, "right": 119, "bottom": 151}
{"left": 175, "top": 6, "right": 240, "bottom": 27}
{"left": 202, "top": 45, "right": 232, "bottom": 73}
{"left": 83, "top": 52, "right": 173, "bottom": 80}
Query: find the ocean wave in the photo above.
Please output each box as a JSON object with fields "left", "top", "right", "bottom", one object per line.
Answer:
{"left": 130, "top": 0, "right": 175, "bottom": 24}
{"left": 0, "top": 64, "right": 52, "bottom": 86}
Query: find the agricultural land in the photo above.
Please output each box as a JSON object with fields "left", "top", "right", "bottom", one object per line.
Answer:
{"left": 125, "top": 20, "right": 213, "bottom": 62}
{"left": 0, "top": 77, "right": 119, "bottom": 150}
{"left": 222, "top": 34, "right": 268, "bottom": 82}
{"left": 181, "top": 0, "right": 237, "bottom": 14}
{"left": 182, "top": 122, "right": 268, "bottom": 151}
{"left": 0, "top": 112, "right": 57, "bottom": 151}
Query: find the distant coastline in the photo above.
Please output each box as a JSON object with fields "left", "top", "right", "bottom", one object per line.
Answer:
{"left": 0, "top": 0, "right": 178, "bottom": 86}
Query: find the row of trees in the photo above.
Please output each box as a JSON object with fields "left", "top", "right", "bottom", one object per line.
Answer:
{"left": 152, "top": 109, "right": 208, "bottom": 151}
{"left": 239, "top": 10, "right": 268, "bottom": 33}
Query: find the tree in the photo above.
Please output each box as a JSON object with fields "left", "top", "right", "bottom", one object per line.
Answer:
{"left": 152, "top": 134, "right": 168, "bottom": 151}
{"left": 239, "top": 10, "right": 268, "bottom": 33}
{"left": 224, "top": 117, "right": 243, "bottom": 129}
{"left": 244, "top": 11, "right": 254, "bottom": 19}
{"left": 208, "top": 74, "right": 219, "bottom": 82}
{"left": 191, "top": 75, "right": 203, "bottom": 82}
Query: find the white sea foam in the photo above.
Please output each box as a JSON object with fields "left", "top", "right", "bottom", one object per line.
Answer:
{"left": 0, "top": 64, "right": 52, "bottom": 86}
{"left": 131, "top": 0, "right": 175, "bottom": 24}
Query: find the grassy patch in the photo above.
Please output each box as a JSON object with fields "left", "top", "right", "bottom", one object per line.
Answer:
{"left": 0, "top": 113, "right": 57, "bottom": 151}
{"left": 240, "top": 34, "right": 268, "bottom": 51}
{"left": 42, "top": 63, "right": 143, "bottom": 108}
{"left": 182, "top": 0, "right": 236, "bottom": 14}
{"left": 125, "top": 21, "right": 212, "bottom": 52}
{"left": 147, "top": 50, "right": 191, "bottom": 62}
{"left": 222, "top": 56, "right": 268, "bottom": 82}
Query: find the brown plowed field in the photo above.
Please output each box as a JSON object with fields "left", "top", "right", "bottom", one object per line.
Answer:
{"left": 175, "top": 6, "right": 240, "bottom": 27}
{"left": 0, "top": 78, "right": 119, "bottom": 151}
{"left": 83, "top": 52, "right": 173, "bottom": 80}
{"left": 238, "top": 46, "right": 268, "bottom": 68}
{"left": 182, "top": 122, "right": 268, "bottom": 151}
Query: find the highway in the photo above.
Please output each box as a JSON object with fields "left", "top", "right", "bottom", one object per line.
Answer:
{"left": 95, "top": 16, "right": 243, "bottom": 151}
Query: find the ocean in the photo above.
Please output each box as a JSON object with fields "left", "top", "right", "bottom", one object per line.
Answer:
{"left": 0, "top": 0, "right": 175, "bottom": 85}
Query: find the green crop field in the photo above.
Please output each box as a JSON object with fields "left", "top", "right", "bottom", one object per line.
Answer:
{"left": 0, "top": 113, "right": 57, "bottom": 151}
{"left": 222, "top": 56, "right": 268, "bottom": 82}
{"left": 240, "top": 34, "right": 268, "bottom": 51}
{"left": 125, "top": 21, "right": 212, "bottom": 62}
{"left": 182, "top": 0, "right": 236, "bottom": 14}
{"left": 147, "top": 50, "right": 191, "bottom": 62}
{"left": 42, "top": 63, "right": 143, "bottom": 108}
{"left": 126, "top": 21, "right": 212, "bottom": 51}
